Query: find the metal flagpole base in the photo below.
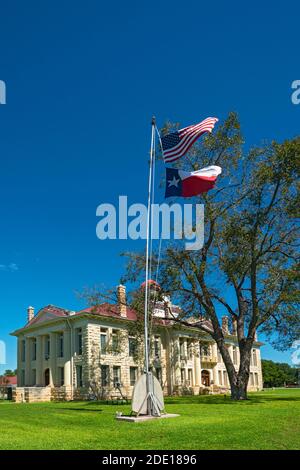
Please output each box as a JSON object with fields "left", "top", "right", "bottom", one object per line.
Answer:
{"left": 131, "top": 372, "right": 164, "bottom": 417}
{"left": 116, "top": 372, "right": 180, "bottom": 422}
{"left": 116, "top": 413, "right": 180, "bottom": 423}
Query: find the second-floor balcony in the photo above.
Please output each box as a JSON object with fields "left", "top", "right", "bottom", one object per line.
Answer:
{"left": 200, "top": 355, "right": 218, "bottom": 364}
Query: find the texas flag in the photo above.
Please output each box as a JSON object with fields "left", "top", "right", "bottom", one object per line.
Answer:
{"left": 165, "top": 165, "right": 222, "bottom": 198}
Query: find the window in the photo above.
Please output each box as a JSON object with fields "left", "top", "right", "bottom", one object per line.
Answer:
{"left": 100, "top": 329, "right": 107, "bottom": 354}
{"left": 76, "top": 329, "right": 83, "bottom": 355}
{"left": 76, "top": 365, "right": 83, "bottom": 388}
{"left": 252, "top": 349, "right": 257, "bottom": 367}
{"left": 57, "top": 333, "right": 64, "bottom": 358}
{"left": 218, "top": 370, "right": 223, "bottom": 385}
{"left": 101, "top": 365, "right": 109, "bottom": 387}
{"left": 128, "top": 337, "right": 136, "bottom": 357}
{"left": 223, "top": 371, "right": 228, "bottom": 386}
{"left": 57, "top": 367, "right": 64, "bottom": 386}
{"left": 21, "top": 340, "right": 26, "bottom": 362}
{"left": 233, "top": 346, "right": 238, "bottom": 365}
{"left": 254, "top": 373, "right": 259, "bottom": 387}
{"left": 130, "top": 367, "right": 137, "bottom": 386}
{"left": 154, "top": 336, "right": 161, "bottom": 357}
{"left": 180, "top": 368, "right": 186, "bottom": 384}
{"left": 45, "top": 336, "right": 50, "bottom": 360}
{"left": 21, "top": 369, "right": 25, "bottom": 386}
{"left": 188, "top": 368, "right": 193, "bottom": 386}
{"left": 179, "top": 340, "right": 185, "bottom": 360}
{"left": 113, "top": 366, "right": 121, "bottom": 387}
{"left": 32, "top": 339, "right": 37, "bottom": 361}
{"left": 201, "top": 344, "right": 209, "bottom": 357}
{"left": 112, "top": 330, "right": 119, "bottom": 354}
{"left": 250, "top": 373, "right": 254, "bottom": 386}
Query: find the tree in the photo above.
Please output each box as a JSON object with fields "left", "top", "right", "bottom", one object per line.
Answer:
{"left": 3, "top": 369, "right": 16, "bottom": 377}
{"left": 123, "top": 113, "right": 300, "bottom": 400}
{"left": 262, "top": 360, "right": 298, "bottom": 387}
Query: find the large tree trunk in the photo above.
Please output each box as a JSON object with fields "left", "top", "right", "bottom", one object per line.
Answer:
{"left": 230, "top": 376, "right": 248, "bottom": 400}
{"left": 218, "top": 337, "right": 252, "bottom": 400}
{"left": 229, "top": 343, "right": 252, "bottom": 400}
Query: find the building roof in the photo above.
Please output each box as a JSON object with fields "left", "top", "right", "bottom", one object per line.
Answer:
{"left": 25, "top": 304, "right": 72, "bottom": 328}
{"left": 0, "top": 375, "right": 17, "bottom": 386}
{"left": 10, "top": 301, "right": 263, "bottom": 346}
{"left": 12, "top": 301, "right": 182, "bottom": 335}
{"left": 76, "top": 303, "right": 138, "bottom": 321}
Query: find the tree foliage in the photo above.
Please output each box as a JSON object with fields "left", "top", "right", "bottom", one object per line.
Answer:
{"left": 262, "top": 360, "right": 299, "bottom": 387}
{"left": 123, "top": 112, "right": 300, "bottom": 399}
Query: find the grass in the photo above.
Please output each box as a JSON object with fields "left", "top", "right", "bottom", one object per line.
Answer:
{"left": 0, "top": 389, "right": 299, "bottom": 450}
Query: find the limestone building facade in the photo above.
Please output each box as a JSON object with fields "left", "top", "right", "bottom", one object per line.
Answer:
{"left": 11, "top": 285, "right": 263, "bottom": 403}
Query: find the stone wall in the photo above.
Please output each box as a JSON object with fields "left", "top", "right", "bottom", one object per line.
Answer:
{"left": 12, "top": 314, "right": 264, "bottom": 402}
{"left": 51, "top": 386, "right": 73, "bottom": 401}
{"left": 13, "top": 387, "right": 52, "bottom": 403}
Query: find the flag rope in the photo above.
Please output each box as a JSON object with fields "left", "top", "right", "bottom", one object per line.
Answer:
{"left": 148, "top": 121, "right": 156, "bottom": 319}
{"left": 148, "top": 124, "right": 164, "bottom": 338}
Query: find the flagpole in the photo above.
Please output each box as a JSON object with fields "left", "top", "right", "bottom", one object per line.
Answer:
{"left": 144, "top": 116, "right": 155, "bottom": 376}
{"left": 143, "top": 116, "right": 156, "bottom": 415}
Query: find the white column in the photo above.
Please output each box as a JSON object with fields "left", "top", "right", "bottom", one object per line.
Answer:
{"left": 194, "top": 342, "right": 201, "bottom": 386}
{"left": 36, "top": 336, "right": 43, "bottom": 386}
{"left": 199, "top": 342, "right": 203, "bottom": 385}
{"left": 64, "top": 330, "right": 71, "bottom": 386}
{"left": 50, "top": 333, "right": 57, "bottom": 386}
{"left": 24, "top": 337, "right": 31, "bottom": 386}
{"left": 257, "top": 348, "right": 263, "bottom": 389}
{"left": 184, "top": 339, "right": 188, "bottom": 359}
{"left": 17, "top": 337, "right": 23, "bottom": 386}
{"left": 212, "top": 366, "right": 217, "bottom": 386}
{"left": 212, "top": 343, "right": 217, "bottom": 386}
{"left": 174, "top": 338, "right": 181, "bottom": 386}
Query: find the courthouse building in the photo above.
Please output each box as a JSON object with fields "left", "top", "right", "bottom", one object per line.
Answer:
{"left": 11, "top": 284, "right": 263, "bottom": 402}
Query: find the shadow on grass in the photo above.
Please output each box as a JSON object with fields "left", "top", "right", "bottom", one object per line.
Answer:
{"left": 52, "top": 391, "right": 300, "bottom": 409}
{"left": 53, "top": 407, "right": 104, "bottom": 413}
{"left": 164, "top": 394, "right": 300, "bottom": 406}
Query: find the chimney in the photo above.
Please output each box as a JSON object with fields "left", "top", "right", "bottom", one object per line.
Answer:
{"left": 222, "top": 315, "right": 229, "bottom": 334}
{"left": 232, "top": 318, "right": 237, "bottom": 335}
{"left": 117, "top": 284, "right": 127, "bottom": 317}
{"left": 27, "top": 306, "right": 35, "bottom": 323}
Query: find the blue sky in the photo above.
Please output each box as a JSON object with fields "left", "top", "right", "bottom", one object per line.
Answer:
{"left": 0, "top": 1, "right": 299, "bottom": 371}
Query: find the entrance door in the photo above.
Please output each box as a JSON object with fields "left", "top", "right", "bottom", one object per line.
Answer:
{"left": 201, "top": 370, "right": 210, "bottom": 387}
{"left": 44, "top": 368, "right": 50, "bottom": 386}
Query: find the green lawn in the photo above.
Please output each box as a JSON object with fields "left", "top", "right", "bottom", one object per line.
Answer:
{"left": 0, "top": 389, "right": 299, "bottom": 450}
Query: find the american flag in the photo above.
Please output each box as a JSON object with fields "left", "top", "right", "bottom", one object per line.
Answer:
{"left": 161, "top": 117, "right": 218, "bottom": 163}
